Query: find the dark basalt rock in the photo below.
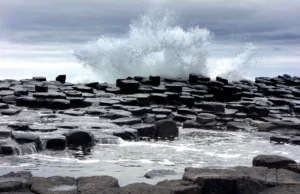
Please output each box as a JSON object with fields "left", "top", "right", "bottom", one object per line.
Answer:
{"left": 183, "top": 167, "right": 277, "bottom": 193}
{"left": 77, "top": 176, "right": 120, "bottom": 194}
{"left": 122, "top": 183, "right": 171, "bottom": 194}
{"left": 14, "top": 88, "right": 29, "bottom": 96}
{"left": 113, "top": 128, "right": 138, "bottom": 140}
{"left": 189, "top": 73, "right": 210, "bottom": 84}
{"left": 73, "top": 85, "right": 94, "bottom": 93}
{"left": 67, "top": 97, "right": 86, "bottom": 108}
{"left": 253, "top": 155, "right": 297, "bottom": 169}
{"left": 288, "top": 137, "right": 300, "bottom": 145}
{"left": 152, "top": 108, "right": 172, "bottom": 115}
{"left": 143, "top": 116, "right": 156, "bottom": 124}
{"left": 270, "top": 135, "right": 291, "bottom": 144}
{"left": 65, "top": 130, "right": 95, "bottom": 147}
{"left": 227, "top": 121, "right": 256, "bottom": 131}
{"left": 16, "top": 97, "right": 37, "bottom": 107}
{"left": 56, "top": 124, "right": 78, "bottom": 129}
{"left": 45, "top": 136, "right": 66, "bottom": 150}
{"left": 1, "top": 143, "right": 38, "bottom": 155}
{"left": 12, "top": 132, "right": 42, "bottom": 149}
{"left": 216, "top": 76, "right": 229, "bottom": 85}
{"left": 0, "top": 109, "right": 21, "bottom": 115}
{"left": 86, "top": 108, "right": 107, "bottom": 116}
{"left": 64, "top": 90, "right": 82, "bottom": 97}
{"left": 105, "top": 87, "right": 120, "bottom": 94}
{"left": 156, "top": 179, "right": 201, "bottom": 194}
{"left": 196, "top": 113, "right": 216, "bottom": 123}
{"left": 0, "top": 83, "right": 11, "bottom": 90}
{"left": 173, "top": 113, "right": 195, "bottom": 122}
{"left": 51, "top": 99, "right": 70, "bottom": 109}
{"left": 35, "top": 85, "right": 48, "bottom": 93}
{"left": 130, "top": 107, "right": 148, "bottom": 116}
{"left": 112, "top": 117, "right": 142, "bottom": 126}
{"left": 151, "top": 93, "right": 167, "bottom": 104}
{"left": 56, "top": 74, "right": 66, "bottom": 83}
{"left": 183, "top": 119, "right": 217, "bottom": 130}
{"left": 179, "top": 95, "right": 195, "bottom": 106}
{"left": 119, "top": 80, "right": 140, "bottom": 94}
{"left": 0, "top": 129, "right": 11, "bottom": 138}
{"left": 2, "top": 95, "right": 17, "bottom": 104}
{"left": 144, "top": 169, "right": 177, "bottom": 178}
{"left": 64, "top": 110, "right": 86, "bottom": 116}
{"left": 149, "top": 76, "right": 161, "bottom": 86}
{"left": 28, "top": 125, "right": 57, "bottom": 132}
{"left": 29, "top": 176, "right": 77, "bottom": 194}
{"left": 99, "top": 99, "right": 120, "bottom": 106}
{"left": 0, "top": 181, "right": 23, "bottom": 192}
{"left": 131, "top": 123, "right": 157, "bottom": 139}
{"left": 283, "top": 163, "right": 300, "bottom": 174}
{"left": 0, "top": 90, "right": 14, "bottom": 97}
{"left": 258, "top": 185, "right": 300, "bottom": 194}
{"left": 32, "top": 76, "right": 46, "bottom": 81}
{"left": 201, "top": 102, "right": 225, "bottom": 113}
{"left": 152, "top": 86, "right": 167, "bottom": 93}
{"left": 0, "top": 103, "right": 9, "bottom": 109}
{"left": 155, "top": 119, "right": 178, "bottom": 139}
{"left": 165, "top": 84, "right": 183, "bottom": 93}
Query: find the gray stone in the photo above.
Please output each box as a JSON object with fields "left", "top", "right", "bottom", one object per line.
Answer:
{"left": 8, "top": 123, "right": 29, "bottom": 131}
{"left": 29, "top": 125, "right": 57, "bottom": 132}
{"left": 196, "top": 113, "right": 216, "bottom": 123}
{"left": 227, "top": 121, "right": 256, "bottom": 131}
{"left": 201, "top": 102, "right": 225, "bottom": 113}
{"left": 253, "top": 155, "right": 297, "bottom": 169}
{"left": 270, "top": 135, "right": 290, "bottom": 144}
{"left": 112, "top": 118, "right": 142, "bottom": 126}
{"left": 144, "top": 169, "right": 177, "bottom": 179}
{"left": 122, "top": 183, "right": 171, "bottom": 194}
{"left": 77, "top": 176, "right": 119, "bottom": 194}
{"left": 131, "top": 123, "right": 157, "bottom": 139}
{"left": 52, "top": 99, "right": 70, "bottom": 109}
{"left": 113, "top": 128, "right": 138, "bottom": 141}
{"left": 288, "top": 137, "right": 300, "bottom": 145}
{"left": 183, "top": 119, "right": 217, "bottom": 130}
{"left": 64, "top": 110, "right": 85, "bottom": 116}
{"left": 155, "top": 119, "right": 178, "bottom": 139}
{"left": 0, "top": 103, "right": 9, "bottom": 109}
{"left": 0, "top": 181, "right": 23, "bottom": 192}
{"left": 258, "top": 185, "right": 300, "bottom": 194}
{"left": 66, "top": 130, "right": 95, "bottom": 147}
{"left": 152, "top": 108, "right": 172, "bottom": 115}
{"left": 156, "top": 179, "right": 201, "bottom": 194}
{"left": 0, "top": 90, "right": 14, "bottom": 97}
{"left": 1, "top": 109, "right": 21, "bottom": 115}
{"left": 29, "top": 176, "right": 77, "bottom": 194}
{"left": 45, "top": 136, "right": 66, "bottom": 150}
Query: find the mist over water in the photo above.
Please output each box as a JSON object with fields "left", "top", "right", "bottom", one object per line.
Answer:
{"left": 74, "top": 8, "right": 256, "bottom": 83}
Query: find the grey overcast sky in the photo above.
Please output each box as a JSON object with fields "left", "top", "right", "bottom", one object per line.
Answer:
{"left": 0, "top": 0, "right": 300, "bottom": 81}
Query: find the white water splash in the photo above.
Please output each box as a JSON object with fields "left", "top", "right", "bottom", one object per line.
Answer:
{"left": 208, "top": 43, "right": 257, "bottom": 81}
{"left": 74, "top": 8, "right": 256, "bottom": 83}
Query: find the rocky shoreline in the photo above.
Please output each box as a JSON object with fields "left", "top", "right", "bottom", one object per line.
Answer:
{"left": 1, "top": 73, "right": 300, "bottom": 193}
{"left": 0, "top": 155, "right": 300, "bottom": 193}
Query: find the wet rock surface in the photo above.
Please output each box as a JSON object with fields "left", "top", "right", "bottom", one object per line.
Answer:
{"left": 1, "top": 74, "right": 300, "bottom": 193}
{"left": 0, "top": 155, "right": 299, "bottom": 194}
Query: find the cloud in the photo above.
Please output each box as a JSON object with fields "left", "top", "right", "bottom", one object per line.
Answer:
{"left": 1, "top": 0, "right": 300, "bottom": 44}
{"left": 1, "top": 0, "right": 300, "bottom": 80}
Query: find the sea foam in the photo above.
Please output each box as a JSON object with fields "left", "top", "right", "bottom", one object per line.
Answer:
{"left": 74, "top": 8, "right": 255, "bottom": 83}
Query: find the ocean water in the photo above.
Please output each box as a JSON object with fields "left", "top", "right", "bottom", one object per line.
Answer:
{"left": 1, "top": 110, "right": 300, "bottom": 186}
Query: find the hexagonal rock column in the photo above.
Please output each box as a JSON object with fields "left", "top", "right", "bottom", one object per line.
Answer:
{"left": 155, "top": 119, "right": 178, "bottom": 140}
{"left": 65, "top": 131, "right": 95, "bottom": 147}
